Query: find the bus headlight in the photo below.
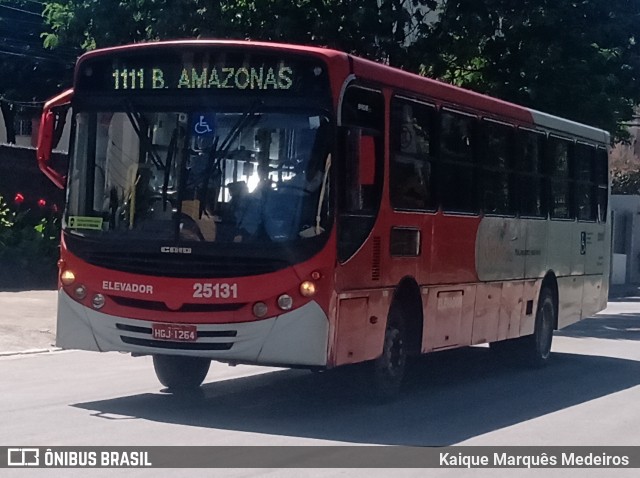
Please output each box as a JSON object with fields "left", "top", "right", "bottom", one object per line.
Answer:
{"left": 277, "top": 294, "right": 293, "bottom": 311}
{"left": 60, "top": 269, "right": 75, "bottom": 286}
{"left": 253, "top": 302, "right": 268, "bottom": 318}
{"left": 300, "top": 281, "right": 316, "bottom": 297}
{"left": 92, "top": 294, "right": 106, "bottom": 309}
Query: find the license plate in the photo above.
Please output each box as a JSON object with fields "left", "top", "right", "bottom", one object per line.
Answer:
{"left": 152, "top": 323, "right": 197, "bottom": 342}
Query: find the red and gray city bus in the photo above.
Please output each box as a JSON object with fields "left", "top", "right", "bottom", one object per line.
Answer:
{"left": 37, "top": 40, "right": 610, "bottom": 398}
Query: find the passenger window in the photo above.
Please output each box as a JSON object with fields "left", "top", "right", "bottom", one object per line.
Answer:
{"left": 548, "top": 136, "right": 572, "bottom": 219}
{"left": 595, "top": 147, "right": 609, "bottom": 222}
{"left": 573, "top": 143, "right": 597, "bottom": 222}
{"left": 481, "top": 120, "right": 514, "bottom": 215}
{"left": 390, "top": 98, "right": 435, "bottom": 211}
{"left": 515, "top": 130, "right": 545, "bottom": 217}
{"left": 338, "top": 86, "right": 384, "bottom": 262}
{"left": 439, "top": 111, "right": 477, "bottom": 213}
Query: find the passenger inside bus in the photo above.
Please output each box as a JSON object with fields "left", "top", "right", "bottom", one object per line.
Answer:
{"left": 223, "top": 180, "right": 261, "bottom": 242}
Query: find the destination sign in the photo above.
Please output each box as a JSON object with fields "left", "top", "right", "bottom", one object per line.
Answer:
{"left": 75, "top": 46, "right": 329, "bottom": 98}
{"left": 111, "top": 65, "right": 293, "bottom": 91}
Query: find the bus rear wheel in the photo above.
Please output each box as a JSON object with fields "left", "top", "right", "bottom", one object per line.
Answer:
{"left": 490, "top": 287, "right": 555, "bottom": 367}
{"left": 153, "top": 355, "right": 211, "bottom": 391}
{"left": 525, "top": 287, "right": 555, "bottom": 367}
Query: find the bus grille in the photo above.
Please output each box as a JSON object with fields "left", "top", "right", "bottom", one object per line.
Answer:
{"left": 81, "top": 252, "right": 290, "bottom": 278}
{"left": 116, "top": 323, "right": 237, "bottom": 351}
{"left": 110, "top": 296, "right": 246, "bottom": 313}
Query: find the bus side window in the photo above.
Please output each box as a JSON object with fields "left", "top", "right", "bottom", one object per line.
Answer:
{"left": 343, "top": 129, "right": 378, "bottom": 212}
{"left": 338, "top": 86, "right": 384, "bottom": 262}
{"left": 438, "top": 111, "right": 478, "bottom": 214}
{"left": 548, "top": 136, "right": 572, "bottom": 220}
{"left": 515, "top": 130, "right": 545, "bottom": 217}
{"left": 595, "top": 147, "right": 609, "bottom": 223}
{"left": 574, "top": 142, "right": 597, "bottom": 222}
{"left": 389, "top": 97, "right": 435, "bottom": 211}
{"left": 481, "top": 120, "right": 514, "bottom": 216}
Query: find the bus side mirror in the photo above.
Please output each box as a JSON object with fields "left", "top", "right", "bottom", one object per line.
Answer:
{"left": 37, "top": 89, "right": 72, "bottom": 189}
{"left": 37, "top": 110, "right": 54, "bottom": 162}
{"left": 358, "top": 135, "right": 376, "bottom": 185}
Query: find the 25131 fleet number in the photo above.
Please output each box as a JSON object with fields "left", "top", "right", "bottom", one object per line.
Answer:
{"left": 192, "top": 282, "right": 238, "bottom": 299}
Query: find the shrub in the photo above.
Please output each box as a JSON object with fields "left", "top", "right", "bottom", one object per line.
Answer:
{"left": 0, "top": 194, "right": 60, "bottom": 290}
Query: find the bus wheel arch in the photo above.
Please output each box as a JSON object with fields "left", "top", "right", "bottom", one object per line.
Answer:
{"left": 491, "top": 273, "right": 558, "bottom": 366}
{"left": 369, "top": 277, "right": 423, "bottom": 400}
{"left": 390, "top": 276, "right": 423, "bottom": 355}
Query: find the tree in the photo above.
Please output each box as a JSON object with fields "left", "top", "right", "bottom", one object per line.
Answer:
{"left": 39, "top": 0, "right": 640, "bottom": 141}
{"left": 0, "top": 0, "right": 76, "bottom": 142}
{"left": 41, "top": 1, "right": 436, "bottom": 64}
{"left": 418, "top": 0, "right": 640, "bottom": 140}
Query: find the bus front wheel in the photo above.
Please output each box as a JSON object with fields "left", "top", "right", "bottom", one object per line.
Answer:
{"left": 371, "top": 313, "right": 407, "bottom": 401}
{"left": 153, "top": 355, "right": 211, "bottom": 391}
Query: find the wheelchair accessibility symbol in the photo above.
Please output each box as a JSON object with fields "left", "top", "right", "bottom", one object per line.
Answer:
{"left": 194, "top": 115, "right": 213, "bottom": 135}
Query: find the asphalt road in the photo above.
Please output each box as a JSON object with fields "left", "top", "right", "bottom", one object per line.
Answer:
{"left": 1, "top": 298, "right": 639, "bottom": 477}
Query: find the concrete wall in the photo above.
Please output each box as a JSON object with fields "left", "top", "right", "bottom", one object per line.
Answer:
{"left": 611, "top": 195, "right": 640, "bottom": 284}
{"left": 1, "top": 111, "right": 71, "bottom": 152}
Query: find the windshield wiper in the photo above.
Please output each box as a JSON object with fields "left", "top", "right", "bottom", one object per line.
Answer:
{"left": 123, "top": 100, "right": 165, "bottom": 170}
{"left": 162, "top": 126, "right": 180, "bottom": 212}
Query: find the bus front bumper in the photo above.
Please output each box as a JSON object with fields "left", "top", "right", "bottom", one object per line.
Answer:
{"left": 55, "top": 289, "right": 329, "bottom": 367}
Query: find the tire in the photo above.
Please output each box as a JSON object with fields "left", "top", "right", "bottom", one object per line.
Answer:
{"left": 153, "top": 355, "right": 211, "bottom": 391}
{"left": 370, "top": 314, "right": 407, "bottom": 401}
{"left": 524, "top": 287, "right": 556, "bottom": 367}
{"left": 490, "top": 287, "right": 556, "bottom": 367}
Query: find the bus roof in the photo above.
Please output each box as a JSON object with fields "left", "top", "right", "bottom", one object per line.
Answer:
{"left": 76, "top": 39, "right": 609, "bottom": 144}
{"left": 349, "top": 55, "right": 609, "bottom": 144}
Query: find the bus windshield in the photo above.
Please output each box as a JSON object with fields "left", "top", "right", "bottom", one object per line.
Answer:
{"left": 66, "top": 107, "right": 332, "bottom": 247}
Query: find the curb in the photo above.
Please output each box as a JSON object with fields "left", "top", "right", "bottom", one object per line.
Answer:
{"left": 0, "top": 347, "right": 62, "bottom": 357}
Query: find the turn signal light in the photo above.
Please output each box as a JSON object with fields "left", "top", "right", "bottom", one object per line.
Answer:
{"left": 60, "top": 269, "right": 76, "bottom": 286}
{"left": 300, "top": 281, "right": 316, "bottom": 297}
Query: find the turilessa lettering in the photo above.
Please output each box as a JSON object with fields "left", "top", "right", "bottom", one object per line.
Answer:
{"left": 177, "top": 66, "right": 293, "bottom": 90}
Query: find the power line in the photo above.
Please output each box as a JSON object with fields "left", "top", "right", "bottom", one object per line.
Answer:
{"left": 0, "top": 96, "right": 45, "bottom": 107}
{"left": 0, "top": 14, "right": 44, "bottom": 27}
{"left": 0, "top": 36, "right": 80, "bottom": 58}
{"left": 0, "top": 4, "right": 42, "bottom": 17}
{"left": 0, "top": 47, "right": 74, "bottom": 64}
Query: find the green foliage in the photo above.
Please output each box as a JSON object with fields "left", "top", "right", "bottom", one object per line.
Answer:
{"left": 38, "top": 0, "right": 640, "bottom": 141}
{"left": 612, "top": 170, "right": 640, "bottom": 195}
{"left": 40, "top": 1, "right": 435, "bottom": 64}
{"left": 418, "top": 0, "right": 640, "bottom": 141}
{"left": 0, "top": 0, "right": 76, "bottom": 142}
{"left": 0, "top": 195, "right": 60, "bottom": 290}
{"left": 0, "top": 194, "right": 13, "bottom": 228}
{"left": 0, "top": 1, "right": 76, "bottom": 100}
